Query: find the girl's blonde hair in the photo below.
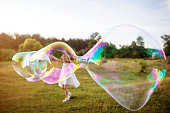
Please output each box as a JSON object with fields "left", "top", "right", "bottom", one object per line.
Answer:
{"left": 61, "top": 54, "right": 71, "bottom": 63}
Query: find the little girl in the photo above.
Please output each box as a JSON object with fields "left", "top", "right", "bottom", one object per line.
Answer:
{"left": 50, "top": 54, "right": 80, "bottom": 102}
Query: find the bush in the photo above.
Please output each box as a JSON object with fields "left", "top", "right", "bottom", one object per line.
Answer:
{"left": 76, "top": 48, "right": 89, "bottom": 56}
{"left": 139, "top": 61, "right": 148, "bottom": 72}
{"left": 18, "top": 38, "right": 43, "bottom": 51}
{"left": 0, "top": 49, "right": 16, "bottom": 61}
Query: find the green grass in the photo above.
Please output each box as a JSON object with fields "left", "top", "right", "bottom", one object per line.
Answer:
{"left": 0, "top": 61, "right": 169, "bottom": 113}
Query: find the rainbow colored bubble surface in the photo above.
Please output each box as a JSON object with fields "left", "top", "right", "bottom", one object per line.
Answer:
{"left": 12, "top": 25, "right": 167, "bottom": 111}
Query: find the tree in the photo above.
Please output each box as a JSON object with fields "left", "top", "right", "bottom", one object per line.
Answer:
{"left": 31, "top": 34, "right": 46, "bottom": 46}
{"left": 104, "top": 43, "right": 117, "bottom": 58}
{"left": 0, "top": 49, "right": 16, "bottom": 61}
{"left": 67, "top": 38, "right": 89, "bottom": 52}
{"left": 137, "top": 36, "right": 144, "bottom": 47}
{"left": 0, "top": 33, "right": 14, "bottom": 49}
{"left": 18, "top": 38, "right": 43, "bottom": 51}
{"left": 161, "top": 35, "right": 170, "bottom": 56}
{"left": 88, "top": 32, "right": 102, "bottom": 49}
{"left": 90, "top": 32, "right": 101, "bottom": 41}
{"left": 61, "top": 38, "right": 65, "bottom": 42}
{"left": 13, "top": 34, "right": 31, "bottom": 50}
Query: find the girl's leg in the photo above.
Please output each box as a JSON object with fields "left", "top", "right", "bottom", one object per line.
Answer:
{"left": 62, "top": 84, "right": 69, "bottom": 98}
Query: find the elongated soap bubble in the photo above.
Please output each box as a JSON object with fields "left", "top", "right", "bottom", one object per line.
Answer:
{"left": 12, "top": 42, "right": 80, "bottom": 84}
{"left": 84, "top": 24, "right": 167, "bottom": 111}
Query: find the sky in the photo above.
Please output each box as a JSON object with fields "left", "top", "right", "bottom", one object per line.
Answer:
{"left": 0, "top": 0, "right": 170, "bottom": 44}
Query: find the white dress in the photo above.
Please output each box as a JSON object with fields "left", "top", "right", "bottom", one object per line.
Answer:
{"left": 58, "top": 63, "right": 80, "bottom": 88}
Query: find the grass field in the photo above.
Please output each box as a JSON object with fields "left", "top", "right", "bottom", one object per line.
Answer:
{"left": 0, "top": 61, "right": 169, "bottom": 113}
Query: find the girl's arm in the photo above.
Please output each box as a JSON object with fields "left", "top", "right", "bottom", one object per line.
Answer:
{"left": 60, "top": 56, "right": 64, "bottom": 63}
{"left": 49, "top": 54, "right": 62, "bottom": 62}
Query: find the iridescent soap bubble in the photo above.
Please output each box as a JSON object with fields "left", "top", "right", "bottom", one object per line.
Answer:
{"left": 85, "top": 24, "right": 167, "bottom": 111}
{"left": 12, "top": 42, "right": 80, "bottom": 84}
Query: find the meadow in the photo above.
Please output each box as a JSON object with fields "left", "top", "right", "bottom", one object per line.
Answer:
{"left": 0, "top": 61, "right": 169, "bottom": 113}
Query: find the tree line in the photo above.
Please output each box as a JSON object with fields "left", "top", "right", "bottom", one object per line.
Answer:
{"left": 0, "top": 32, "right": 100, "bottom": 61}
{"left": 0, "top": 32, "right": 170, "bottom": 61}
{"left": 0, "top": 33, "right": 91, "bottom": 52}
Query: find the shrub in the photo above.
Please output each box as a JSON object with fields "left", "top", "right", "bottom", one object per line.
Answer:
{"left": 139, "top": 61, "right": 148, "bottom": 72}
{"left": 76, "top": 48, "right": 89, "bottom": 56}
{"left": 18, "top": 38, "right": 43, "bottom": 51}
{"left": 0, "top": 49, "right": 16, "bottom": 61}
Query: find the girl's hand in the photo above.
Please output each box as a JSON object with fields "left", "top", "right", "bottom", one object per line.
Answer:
{"left": 49, "top": 54, "right": 62, "bottom": 62}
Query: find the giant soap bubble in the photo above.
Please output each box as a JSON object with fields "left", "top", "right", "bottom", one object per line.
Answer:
{"left": 84, "top": 24, "right": 167, "bottom": 111}
{"left": 12, "top": 24, "right": 167, "bottom": 111}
